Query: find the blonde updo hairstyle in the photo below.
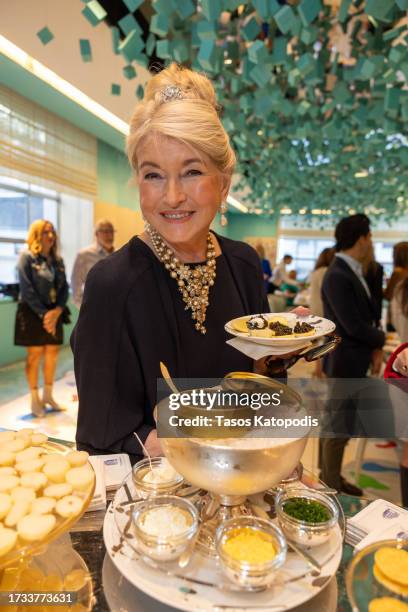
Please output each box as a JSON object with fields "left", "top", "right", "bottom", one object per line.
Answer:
{"left": 126, "top": 63, "right": 236, "bottom": 178}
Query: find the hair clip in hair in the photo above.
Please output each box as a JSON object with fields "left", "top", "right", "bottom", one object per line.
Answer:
{"left": 160, "top": 85, "right": 184, "bottom": 102}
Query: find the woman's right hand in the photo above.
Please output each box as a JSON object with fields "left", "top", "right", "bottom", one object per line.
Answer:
{"left": 43, "top": 307, "right": 62, "bottom": 335}
{"left": 144, "top": 429, "right": 163, "bottom": 457}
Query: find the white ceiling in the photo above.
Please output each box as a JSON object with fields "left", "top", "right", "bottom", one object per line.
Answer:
{"left": 0, "top": 0, "right": 149, "bottom": 124}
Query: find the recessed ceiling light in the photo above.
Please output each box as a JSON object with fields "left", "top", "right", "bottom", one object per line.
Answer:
{"left": 0, "top": 34, "right": 129, "bottom": 136}
{"left": 227, "top": 195, "right": 248, "bottom": 213}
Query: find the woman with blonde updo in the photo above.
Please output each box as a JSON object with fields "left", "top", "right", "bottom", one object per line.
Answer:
{"left": 72, "top": 64, "right": 303, "bottom": 462}
{"left": 15, "top": 220, "right": 69, "bottom": 417}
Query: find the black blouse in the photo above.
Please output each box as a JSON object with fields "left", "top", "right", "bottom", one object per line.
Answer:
{"left": 72, "top": 233, "right": 269, "bottom": 462}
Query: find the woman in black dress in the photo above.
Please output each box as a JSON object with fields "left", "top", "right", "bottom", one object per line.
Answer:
{"left": 72, "top": 64, "right": 303, "bottom": 462}
{"left": 15, "top": 220, "right": 68, "bottom": 417}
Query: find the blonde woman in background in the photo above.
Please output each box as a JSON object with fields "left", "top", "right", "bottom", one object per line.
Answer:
{"left": 14, "top": 220, "right": 69, "bottom": 417}
{"left": 309, "top": 247, "right": 335, "bottom": 377}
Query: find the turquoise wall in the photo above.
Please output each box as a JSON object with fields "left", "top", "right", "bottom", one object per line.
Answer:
{"left": 0, "top": 298, "right": 79, "bottom": 368}
{"left": 0, "top": 301, "right": 26, "bottom": 366}
{"left": 97, "top": 140, "right": 139, "bottom": 211}
{"left": 226, "top": 213, "right": 278, "bottom": 241}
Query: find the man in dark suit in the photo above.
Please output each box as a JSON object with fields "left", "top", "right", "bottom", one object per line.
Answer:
{"left": 321, "top": 214, "right": 385, "bottom": 494}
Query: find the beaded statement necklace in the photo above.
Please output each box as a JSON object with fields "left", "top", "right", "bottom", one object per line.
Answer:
{"left": 146, "top": 223, "right": 216, "bottom": 334}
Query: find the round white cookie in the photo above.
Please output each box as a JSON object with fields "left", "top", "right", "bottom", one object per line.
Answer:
{"left": 0, "top": 475, "right": 20, "bottom": 493}
{"left": 0, "top": 452, "right": 16, "bottom": 467}
{"left": 65, "top": 466, "right": 94, "bottom": 491}
{"left": 16, "top": 428, "right": 35, "bottom": 437}
{"left": 41, "top": 453, "right": 60, "bottom": 464}
{"left": 0, "top": 467, "right": 16, "bottom": 476}
{"left": 0, "top": 431, "right": 16, "bottom": 442}
{"left": 17, "top": 513, "right": 56, "bottom": 542}
{"left": 55, "top": 495, "right": 84, "bottom": 518}
{"left": 20, "top": 472, "right": 47, "bottom": 491}
{"left": 0, "top": 493, "right": 12, "bottom": 520}
{"left": 15, "top": 447, "right": 44, "bottom": 463}
{"left": 31, "top": 433, "right": 48, "bottom": 445}
{"left": 4, "top": 439, "right": 27, "bottom": 453}
{"left": 43, "top": 483, "right": 72, "bottom": 499}
{"left": 15, "top": 459, "right": 44, "bottom": 474}
{"left": 10, "top": 487, "right": 36, "bottom": 504}
{"left": 0, "top": 527, "right": 18, "bottom": 557}
{"left": 31, "top": 497, "right": 56, "bottom": 515}
{"left": 5, "top": 499, "right": 31, "bottom": 527}
{"left": 66, "top": 451, "right": 89, "bottom": 467}
{"left": 43, "top": 458, "right": 70, "bottom": 483}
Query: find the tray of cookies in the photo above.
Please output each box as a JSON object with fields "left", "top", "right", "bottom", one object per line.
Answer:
{"left": 0, "top": 429, "right": 95, "bottom": 569}
{"left": 225, "top": 312, "right": 336, "bottom": 347}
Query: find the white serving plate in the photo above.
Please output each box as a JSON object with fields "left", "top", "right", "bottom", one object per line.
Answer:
{"left": 225, "top": 313, "right": 336, "bottom": 347}
{"left": 102, "top": 552, "right": 339, "bottom": 612}
{"left": 103, "top": 485, "right": 343, "bottom": 612}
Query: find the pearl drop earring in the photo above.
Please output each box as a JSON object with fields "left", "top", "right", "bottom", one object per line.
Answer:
{"left": 220, "top": 201, "right": 228, "bottom": 227}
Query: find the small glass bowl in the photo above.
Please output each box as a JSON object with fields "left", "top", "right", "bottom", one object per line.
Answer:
{"left": 215, "top": 516, "right": 287, "bottom": 589}
{"left": 132, "top": 457, "right": 183, "bottom": 499}
{"left": 276, "top": 488, "right": 338, "bottom": 548}
{"left": 132, "top": 495, "right": 198, "bottom": 562}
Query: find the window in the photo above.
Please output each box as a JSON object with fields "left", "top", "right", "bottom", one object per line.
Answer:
{"left": 0, "top": 86, "right": 96, "bottom": 290}
{"left": 0, "top": 178, "right": 58, "bottom": 283}
{"left": 277, "top": 215, "right": 408, "bottom": 281}
{"left": 0, "top": 84, "right": 97, "bottom": 199}
{"left": 277, "top": 237, "right": 334, "bottom": 279}
{"left": 373, "top": 242, "right": 394, "bottom": 278}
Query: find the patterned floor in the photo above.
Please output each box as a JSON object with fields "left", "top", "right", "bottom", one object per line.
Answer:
{"left": 0, "top": 367, "right": 78, "bottom": 441}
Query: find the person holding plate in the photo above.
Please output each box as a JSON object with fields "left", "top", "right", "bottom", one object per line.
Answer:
{"left": 72, "top": 64, "right": 307, "bottom": 463}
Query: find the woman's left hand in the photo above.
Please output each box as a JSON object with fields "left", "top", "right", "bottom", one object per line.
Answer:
{"left": 254, "top": 349, "right": 304, "bottom": 375}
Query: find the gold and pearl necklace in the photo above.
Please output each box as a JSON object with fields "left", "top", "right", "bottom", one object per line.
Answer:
{"left": 145, "top": 223, "right": 216, "bottom": 334}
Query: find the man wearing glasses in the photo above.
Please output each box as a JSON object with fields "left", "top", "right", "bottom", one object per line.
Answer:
{"left": 71, "top": 219, "right": 115, "bottom": 309}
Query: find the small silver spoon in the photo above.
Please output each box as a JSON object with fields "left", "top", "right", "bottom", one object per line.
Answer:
{"left": 178, "top": 497, "right": 219, "bottom": 569}
{"left": 286, "top": 539, "right": 322, "bottom": 575}
{"left": 314, "top": 487, "right": 338, "bottom": 495}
